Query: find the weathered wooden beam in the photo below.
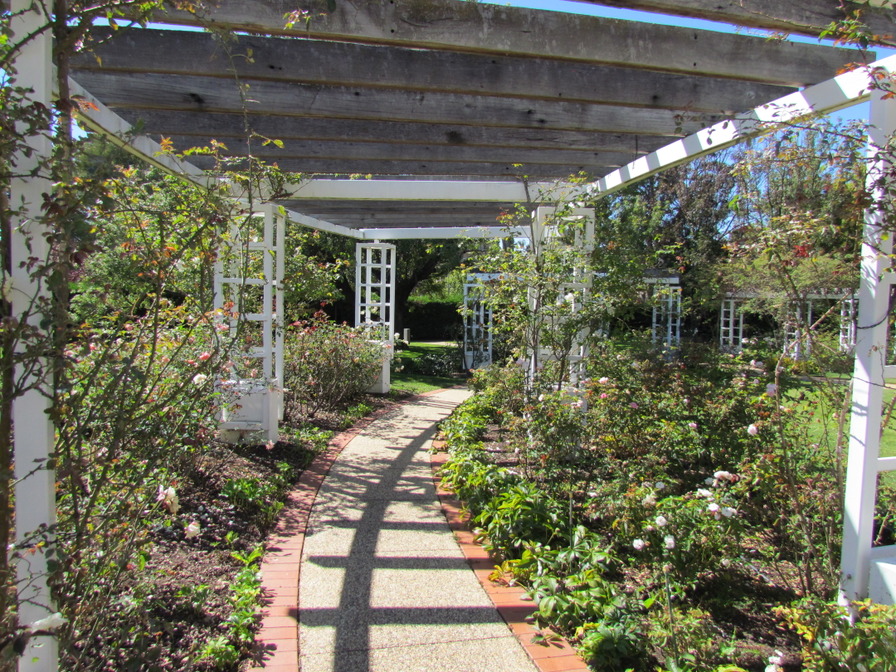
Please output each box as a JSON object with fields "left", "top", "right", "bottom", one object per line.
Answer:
{"left": 70, "top": 71, "right": 722, "bottom": 136}
{"left": 300, "top": 212, "right": 504, "bottom": 226}
{"left": 285, "top": 178, "right": 553, "bottom": 203}
{"left": 99, "top": 109, "right": 669, "bottom": 154}
{"left": 161, "top": 134, "right": 639, "bottom": 168}
{"left": 77, "top": 28, "right": 795, "bottom": 114}
{"left": 185, "top": 154, "right": 606, "bottom": 178}
{"left": 573, "top": 0, "right": 895, "bottom": 43}
{"left": 153, "top": 0, "right": 860, "bottom": 85}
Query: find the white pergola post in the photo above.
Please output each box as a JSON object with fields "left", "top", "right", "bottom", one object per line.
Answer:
{"left": 649, "top": 278, "right": 682, "bottom": 351}
{"left": 839, "top": 294, "right": 858, "bottom": 354}
{"left": 463, "top": 273, "right": 498, "bottom": 369}
{"left": 840, "top": 89, "right": 896, "bottom": 606}
{"left": 719, "top": 297, "right": 745, "bottom": 352}
{"left": 10, "top": 2, "right": 59, "bottom": 670}
{"left": 784, "top": 301, "right": 813, "bottom": 360}
{"left": 355, "top": 242, "right": 396, "bottom": 394}
{"left": 528, "top": 207, "right": 595, "bottom": 385}
{"left": 215, "top": 204, "right": 284, "bottom": 442}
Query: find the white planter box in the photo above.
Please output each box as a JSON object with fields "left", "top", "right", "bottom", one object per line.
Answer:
{"left": 219, "top": 378, "right": 281, "bottom": 442}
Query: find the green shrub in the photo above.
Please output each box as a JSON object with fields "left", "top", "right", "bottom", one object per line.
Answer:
{"left": 282, "top": 312, "right": 383, "bottom": 420}
{"left": 473, "top": 482, "right": 565, "bottom": 559}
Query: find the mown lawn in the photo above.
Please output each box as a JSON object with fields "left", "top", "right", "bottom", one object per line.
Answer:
{"left": 390, "top": 341, "right": 467, "bottom": 394}
{"left": 794, "top": 375, "right": 896, "bottom": 486}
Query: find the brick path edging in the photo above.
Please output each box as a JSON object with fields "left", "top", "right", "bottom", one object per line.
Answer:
{"left": 430, "top": 443, "right": 591, "bottom": 672}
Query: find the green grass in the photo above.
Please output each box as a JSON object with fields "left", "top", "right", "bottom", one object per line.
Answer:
{"left": 792, "top": 377, "right": 896, "bottom": 486}
{"left": 390, "top": 341, "right": 467, "bottom": 394}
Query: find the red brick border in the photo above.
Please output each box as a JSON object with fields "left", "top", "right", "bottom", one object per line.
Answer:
{"left": 430, "top": 444, "right": 590, "bottom": 672}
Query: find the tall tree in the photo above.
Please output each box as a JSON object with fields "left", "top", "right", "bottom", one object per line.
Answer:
{"left": 722, "top": 119, "right": 866, "bottom": 304}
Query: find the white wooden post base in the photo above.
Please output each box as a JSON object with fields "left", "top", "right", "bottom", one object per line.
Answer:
{"left": 355, "top": 243, "right": 396, "bottom": 394}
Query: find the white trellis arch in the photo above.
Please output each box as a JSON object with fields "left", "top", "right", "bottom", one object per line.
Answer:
{"left": 10, "top": 6, "right": 896, "bottom": 669}
{"left": 840, "top": 90, "right": 896, "bottom": 607}
{"left": 840, "top": 295, "right": 858, "bottom": 354}
{"left": 528, "top": 206, "right": 595, "bottom": 385}
{"left": 719, "top": 297, "right": 745, "bottom": 352}
{"left": 648, "top": 276, "right": 682, "bottom": 351}
{"left": 215, "top": 204, "right": 285, "bottom": 442}
{"left": 783, "top": 300, "right": 814, "bottom": 361}
{"left": 463, "top": 272, "right": 498, "bottom": 369}
{"left": 355, "top": 242, "right": 397, "bottom": 394}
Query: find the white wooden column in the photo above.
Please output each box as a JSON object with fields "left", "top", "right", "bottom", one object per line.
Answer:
{"left": 839, "top": 295, "right": 858, "bottom": 353}
{"left": 527, "top": 207, "right": 594, "bottom": 384}
{"left": 215, "top": 204, "right": 283, "bottom": 441}
{"left": 355, "top": 242, "right": 396, "bottom": 393}
{"left": 840, "top": 89, "right": 896, "bottom": 606}
{"left": 719, "top": 297, "right": 744, "bottom": 352}
{"left": 10, "top": 1, "right": 59, "bottom": 670}
{"left": 463, "top": 273, "right": 498, "bottom": 369}
{"left": 649, "top": 278, "right": 682, "bottom": 351}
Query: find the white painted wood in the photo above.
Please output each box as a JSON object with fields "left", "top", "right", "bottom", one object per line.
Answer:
{"left": 840, "top": 296, "right": 858, "bottom": 353}
{"left": 463, "top": 273, "right": 499, "bottom": 369}
{"left": 719, "top": 298, "right": 744, "bottom": 352}
{"left": 840, "top": 88, "right": 896, "bottom": 606}
{"left": 877, "top": 457, "right": 896, "bottom": 473}
{"left": 526, "top": 207, "right": 595, "bottom": 383}
{"left": 215, "top": 205, "right": 283, "bottom": 441}
{"left": 582, "top": 56, "right": 896, "bottom": 200}
{"left": 784, "top": 301, "right": 814, "bottom": 361}
{"left": 359, "top": 226, "right": 527, "bottom": 240}
{"left": 646, "top": 277, "right": 682, "bottom": 351}
{"left": 355, "top": 243, "right": 396, "bottom": 394}
{"left": 10, "top": 2, "right": 58, "bottom": 670}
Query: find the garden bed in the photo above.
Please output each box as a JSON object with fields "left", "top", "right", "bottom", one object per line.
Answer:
{"left": 46, "top": 393, "right": 394, "bottom": 672}
{"left": 435, "top": 343, "right": 896, "bottom": 672}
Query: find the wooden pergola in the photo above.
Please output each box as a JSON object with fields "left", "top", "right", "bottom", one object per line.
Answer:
{"left": 9, "top": 1, "right": 896, "bottom": 669}
{"left": 66, "top": 0, "right": 888, "bottom": 239}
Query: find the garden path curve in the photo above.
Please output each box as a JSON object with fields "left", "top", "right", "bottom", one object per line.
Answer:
{"left": 251, "top": 387, "right": 545, "bottom": 672}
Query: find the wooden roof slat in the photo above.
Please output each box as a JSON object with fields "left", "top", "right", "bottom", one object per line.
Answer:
{"left": 185, "top": 154, "right": 610, "bottom": 178}
{"left": 574, "top": 0, "right": 895, "bottom": 42}
{"left": 113, "top": 110, "right": 667, "bottom": 154}
{"left": 154, "top": 0, "right": 861, "bottom": 86}
{"left": 161, "top": 135, "right": 638, "bottom": 168}
{"left": 78, "top": 28, "right": 794, "bottom": 114}
{"left": 71, "top": 71, "right": 724, "bottom": 136}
